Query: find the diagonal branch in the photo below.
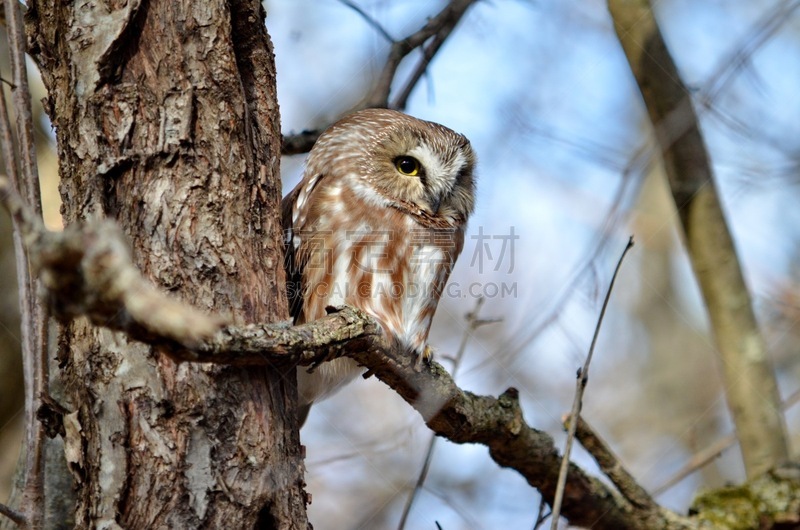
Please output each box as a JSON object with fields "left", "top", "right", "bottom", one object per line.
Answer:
{"left": 551, "top": 237, "right": 633, "bottom": 528}
{"left": 336, "top": 0, "right": 395, "bottom": 43}
{"left": 366, "top": 0, "right": 477, "bottom": 109}
{"left": 390, "top": 24, "right": 451, "bottom": 111}
{"left": 0, "top": 503, "right": 25, "bottom": 526}
{"left": 569, "top": 415, "right": 657, "bottom": 510}
{"left": 654, "top": 388, "right": 800, "bottom": 496}
{"left": 0, "top": 176, "right": 223, "bottom": 350}
{"left": 607, "top": 0, "right": 789, "bottom": 478}
{"left": 0, "top": 178, "right": 690, "bottom": 530}
{"left": 281, "top": 0, "right": 478, "bottom": 155}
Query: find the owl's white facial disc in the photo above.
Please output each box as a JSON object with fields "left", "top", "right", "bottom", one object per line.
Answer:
{"left": 407, "top": 143, "right": 469, "bottom": 214}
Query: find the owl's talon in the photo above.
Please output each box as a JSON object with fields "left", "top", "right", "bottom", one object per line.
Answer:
{"left": 423, "top": 345, "right": 434, "bottom": 363}
{"left": 414, "top": 345, "right": 434, "bottom": 371}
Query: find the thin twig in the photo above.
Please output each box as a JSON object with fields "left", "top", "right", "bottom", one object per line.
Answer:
{"left": 2, "top": 0, "right": 48, "bottom": 525}
{"left": 550, "top": 237, "right": 634, "bottom": 529}
{"left": 653, "top": 388, "right": 800, "bottom": 496}
{"left": 391, "top": 27, "right": 449, "bottom": 110}
{"left": 568, "top": 415, "right": 656, "bottom": 510}
{"left": 0, "top": 502, "right": 26, "bottom": 526}
{"left": 699, "top": 0, "right": 800, "bottom": 106}
{"left": 281, "top": 0, "right": 478, "bottom": 154}
{"left": 653, "top": 433, "right": 736, "bottom": 498}
{"left": 366, "top": 0, "right": 477, "bottom": 109}
{"left": 397, "top": 297, "right": 498, "bottom": 530}
{"left": 336, "top": 0, "right": 395, "bottom": 43}
{"left": 532, "top": 496, "right": 551, "bottom": 530}
{"left": 396, "top": 438, "right": 437, "bottom": 530}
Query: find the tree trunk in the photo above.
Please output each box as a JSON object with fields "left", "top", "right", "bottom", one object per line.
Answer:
{"left": 25, "top": 1, "right": 307, "bottom": 527}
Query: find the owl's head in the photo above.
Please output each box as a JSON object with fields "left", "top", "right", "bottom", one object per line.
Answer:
{"left": 306, "top": 108, "right": 476, "bottom": 224}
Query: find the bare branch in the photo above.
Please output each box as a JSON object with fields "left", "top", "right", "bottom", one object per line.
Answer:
{"left": 281, "top": 129, "right": 323, "bottom": 156}
{"left": 348, "top": 353, "right": 682, "bottom": 529}
{"left": 281, "top": 0, "right": 478, "bottom": 154}
{"left": 2, "top": 0, "right": 49, "bottom": 525}
{"left": 5, "top": 0, "right": 40, "bottom": 213}
{"left": 699, "top": 0, "right": 800, "bottom": 107}
{"left": 367, "top": 0, "right": 477, "bottom": 109}
{"left": 396, "top": 432, "right": 438, "bottom": 530}
{"left": 654, "top": 388, "right": 800, "bottom": 496}
{"left": 533, "top": 496, "right": 551, "bottom": 530}
{"left": 654, "top": 432, "right": 736, "bottom": 498}
{"left": 0, "top": 503, "right": 25, "bottom": 526}
{"left": 551, "top": 237, "right": 633, "bottom": 528}
{"left": 336, "top": 0, "right": 395, "bottom": 43}
{"left": 390, "top": 24, "right": 451, "bottom": 111}
{"left": 608, "top": 0, "right": 789, "bottom": 478}
{"left": 568, "top": 415, "right": 657, "bottom": 510}
{"left": 0, "top": 184, "right": 688, "bottom": 529}
{"left": 0, "top": 177, "right": 223, "bottom": 350}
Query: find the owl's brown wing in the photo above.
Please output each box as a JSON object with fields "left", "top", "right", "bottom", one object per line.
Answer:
{"left": 432, "top": 225, "right": 466, "bottom": 304}
{"left": 282, "top": 184, "right": 305, "bottom": 323}
{"left": 281, "top": 174, "right": 324, "bottom": 323}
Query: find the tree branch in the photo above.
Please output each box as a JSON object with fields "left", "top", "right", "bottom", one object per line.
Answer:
{"left": 569, "top": 415, "right": 657, "bottom": 510}
{"left": 551, "top": 237, "right": 633, "bottom": 528}
{"left": 336, "top": 0, "right": 394, "bottom": 43}
{"left": 0, "top": 176, "right": 223, "bottom": 350}
{"left": 2, "top": 0, "right": 49, "bottom": 526}
{"left": 0, "top": 503, "right": 25, "bottom": 527}
{"left": 368, "top": 0, "right": 477, "bottom": 109}
{"left": 281, "top": 0, "right": 478, "bottom": 155}
{"left": 0, "top": 177, "right": 690, "bottom": 530}
{"left": 607, "top": 0, "right": 788, "bottom": 478}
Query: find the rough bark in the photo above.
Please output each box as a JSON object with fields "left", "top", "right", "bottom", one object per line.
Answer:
{"left": 607, "top": 0, "right": 788, "bottom": 478}
{"left": 24, "top": 1, "right": 307, "bottom": 528}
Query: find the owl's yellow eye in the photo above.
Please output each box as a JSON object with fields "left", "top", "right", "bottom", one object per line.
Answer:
{"left": 394, "top": 156, "right": 421, "bottom": 176}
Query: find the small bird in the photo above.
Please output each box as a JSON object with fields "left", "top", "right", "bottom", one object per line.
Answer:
{"left": 282, "top": 108, "right": 476, "bottom": 424}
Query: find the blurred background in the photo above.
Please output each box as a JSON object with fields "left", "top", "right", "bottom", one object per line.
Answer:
{"left": 2, "top": 0, "right": 799, "bottom": 528}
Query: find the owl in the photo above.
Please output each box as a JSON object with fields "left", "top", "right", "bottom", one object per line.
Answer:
{"left": 282, "top": 108, "right": 476, "bottom": 423}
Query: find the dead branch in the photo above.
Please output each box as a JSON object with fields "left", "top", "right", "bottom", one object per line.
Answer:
{"left": 281, "top": 0, "right": 478, "bottom": 155}
{"left": 0, "top": 181, "right": 689, "bottom": 530}
{"left": 569, "top": 415, "right": 657, "bottom": 510}
{"left": 607, "top": 0, "right": 788, "bottom": 478}
{"left": 0, "top": 504, "right": 24, "bottom": 526}
{"left": 336, "top": 0, "right": 394, "bottom": 43}
{"left": 281, "top": 129, "right": 323, "bottom": 156}
{"left": 551, "top": 237, "right": 633, "bottom": 528}
{"left": 1, "top": 0, "right": 49, "bottom": 526}
{"left": 0, "top": 177, "right": 223, "bottom": 351}
{"left": 654, "top": 388, "right": 800, "bottom": 496}
{"left": 366, "top": 0, "right": 477, "bottom": 109}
